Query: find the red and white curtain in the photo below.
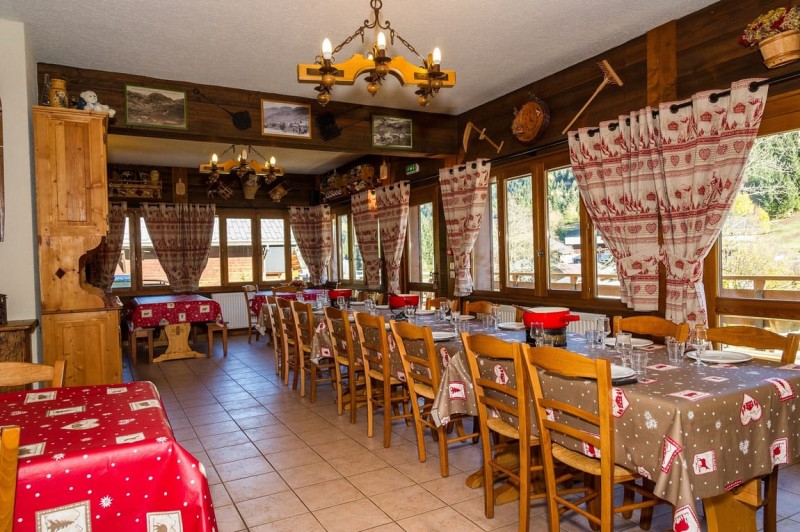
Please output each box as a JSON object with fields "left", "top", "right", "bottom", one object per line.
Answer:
{"left": 376, "top": 181, "right": 411, "bottom": 294}
{"left": 569, "top": 111, "right": 662, "bottom": 311}
{"left": 142, "top": 203, "right": 216, "bottom": 293}
{"left": 439, "top": 159, "right": 491, "bottom": 297}
{"left": 89, "top": 202, "right": 127, "bottom": 293}
{"left": 289, "top": 205, "right": 332, "bottom": 286}
{"left": 351, "top": 190, "right": 381, "bottom": 289}
{"left": 656, "top": 79, "right": 767, "bottom": 325}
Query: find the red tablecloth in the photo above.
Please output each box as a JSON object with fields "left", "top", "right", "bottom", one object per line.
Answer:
{"left": 252, "top": 289, "right": 326, "bottom": 316}
{"left": 1, "top": 381, "right": 216, "bottom": 531}
{"left": 129, "top": 295, "right": 223, "bottom": 329}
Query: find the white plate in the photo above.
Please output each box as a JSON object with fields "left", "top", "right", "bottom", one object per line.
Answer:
{"left": 349, "top": 301, "right": 365, "bottom": 306}
{"left": 686, "top": 350, "right": 753, "bottom": 364}
{"left": 459, "top": 315, "right": 476, "bottom": 321}
{"left": 416, "top": 309, "right": 435, "bottom": 316}
{"left": 432, "top": 331, "right": 457, "bottom": 342}
{"left": 376, "top": 305, "right": 389, "bottom": 309}
{"left": 498, "top": 322, "right": 525, "bottom": 331}
{"left": 611, "top": 365, "right": 636, "bottom": 380}
{"left": 604, "top": 337, "right": 654, "bottom": 348}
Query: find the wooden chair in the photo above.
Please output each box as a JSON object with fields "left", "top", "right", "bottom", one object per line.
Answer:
{"left": 462, "top": 333, "right": 545, "bottom": 527}
{"left": 613, "top": 315, "right": 689, "bottom": 342}
{"left": 206, "top": 322, "right": 228, "bottom": 357}
{"left": 462, "top": 300, "right": 494, "bottom": 317}
{"left": 273, "top": 284, "right": 301, "bottom": 293}
{"left": 277, "top": 297, "right": 300, "bottom": 389}
{"left": 705, "top": 325, "right": 800, "bottom": 532}
{"left": 324, "top": 306, "right": 367, "bottom": 424}
{"left": 242, "top": 284, "right": 261, "bottom": 343}
{"left": 354, "top": 312, "right": 411, "bottom": 447}
{"left": 128, "top": 323, "right": 154, "bottom": 365}
{"left": 390, "top": 320, "right": 478, "bottom": 477}
{"left": 292, "top": 300, "right": 335, "bottom": 403}
{"left": 0, "top": 360, "right": 65, "bottom": 388}
{"left": 357, "top": 291, "right": 384, "bottom": 305}
{"left": 524, "top": 345, "right": 665, "bottom": 531}
{"left": 265, "top": 296, "right": 284, "bottom": 377}
{"left": 0, "top": 425, "right": 20, "bottom": 532}
{"left": 426, "top": 297, "right": 459, "bottom": 313}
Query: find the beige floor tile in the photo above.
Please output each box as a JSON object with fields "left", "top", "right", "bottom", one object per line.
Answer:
{"left": 209, "top": 482, "right": 232, "bottom": 507}
{"left": 249, "top": 512, "right": 326, "bottom": 532}
{"left": 452, "top": 495, "right": 523, "bottom": 531}
{"left": 312, "top": 437, "right": 368, "bottom": 460}
{"left": 370, "top": 484, "right": 446, "bottom": 521}
{"left": 192, "top": 420, "right": 241, "bottom": 437}
{"left": 207, "top": 442, "right": 262, "bottom": 465}
{"left": 295, "top": 477, "right": 365, "bottom": 511}
{"left": 246, "top": 425, "right": 296, "bottom": 443}
{"left": 252, "top": 433, "right": 306, "bottom": 453}
{"left": 216, "top": 456, "right": 275, "bottom": 482}
{"left": 213, "top": 504, "right": 246, "bottom": 532}
{"left": 421, "top": 471, "right": 484, "bottom": 505}
{"left": 295, "top": 426, "right": 350, "bottom": 446}
{"left": 199, "top": 430, "right": 250, "bottom": 451}
{"left": 237, "top": 490, "right": 309, "bottom": 529}
{"left": 397, "top": 506, "right": 485, "bottom": 532}
{"left": 266, "top": 445, "right": 324, "bottom": 470}
{"left": 370, "top": 442, "right": 426, "bottom": 466}
{"left": 279, "top": 461, "right": 343, "bottom": 489}
{"left": 394, "top": 457, "right": 455, "bottom": 483}
{"left": 313, "top": 498, "right": 393, "bottom": 532}
{"left": 225, "top": 471, "right": 290, "bottom": 503}
{"left": 347, "top": 467, "right": 416, "bottom": 497}
{"left": 329, "top": 450, "right": 389, "bottom": 476}
{"left": 236, "top": 413, "right": 284, "bottom": 430}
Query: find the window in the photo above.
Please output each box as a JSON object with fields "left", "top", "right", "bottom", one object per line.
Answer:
{"left": 112, "top": 217, "right": 132, "bottom": 289}
{"left": 289, "top": 228, "right": 310, "bottom": 282}
{"left": 505, "top": 174, "right": 535, "bottom": 289}
{"left": 225, "top": 218, "right": 253, "bottom": 283}
{"left": 473, "top": 179, "right": 499, "bottom": 291}
{"left": 407, "top": 202, "right": 435, "bottom": 284}
{"left": 595, "top": 230, "right": 620, "bottom": 298}
{"left": 329, "top": 212, "right": 363, "bottom": 284}
{"left": 199, "top": 217, "right": 221, "bottom": 287}
{"left": 547, "top": 165, "right": 582, "bottom": 292}
{"left": 339, "top": 214, "right": 350, "bottom": 279}
{"left": 140, "top": 218, "right": 169, "bottom": 287}
{"left": 260, "top": 218, "right": 286, "bottom": 283}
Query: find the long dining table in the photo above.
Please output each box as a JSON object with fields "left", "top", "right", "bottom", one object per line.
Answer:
{"left": 0, "top": 381, "right": 217, "bottom": 531}
{"left": 305, "top": 305, "right": 800, "bottom": 532}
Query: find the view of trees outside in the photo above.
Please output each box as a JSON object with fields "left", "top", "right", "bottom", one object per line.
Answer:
{"left": 720, "top": 130, "right": 800, "bottom": 301}
{"left": 491, "top": 182, "right": 500, "bottom": 290}
{"left": 339, "top": 214, "right": 350, "bottom": 279}
{"left": 505, "top": 175, "right": 535, "bottom": 288}
{"left": 407, "top": 202, "right": 435, "bottom": 283}
{"left": 547, "top": 166, "right": 582, "bottom": 291}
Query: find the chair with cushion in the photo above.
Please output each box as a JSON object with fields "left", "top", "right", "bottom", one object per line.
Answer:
{"left": 292, "top": 300, "right": 335, "bottom": 403}
{"left": 354, "top": 312, "right": 411, "bottom": 447}
{"left": 390, "top": 320, "right": 478, "bottom": 477}
{"left": 426, "top": 297, "right": 459, "bottom": 313}
{"left": 242, "top": 284, "right": 261, "bottom": 343}
{"left": 524, "top": 345, "right": 666, "bottom": 530}
{"left": 324, "top": 306, "right": 367, "bottom": 423}
{"left": 0, "top": 360, "right": 65, "bottom": 388}
{"left": 462, "top": 333, "right": 545, "bottom": 527}
{"left": 462, "top": 300, "right": 494, "bottom": 317}
{"left": 613, "top": 315, "right": 689, "bottom": 342}
{"left": 0, "top": 425, "right": 20, "bottom": 532}
{"left": 277, "top": 297, "right": 300, "bottom": 389}
{"left": 705, "top": 325, "right": 800, "bottom": 532}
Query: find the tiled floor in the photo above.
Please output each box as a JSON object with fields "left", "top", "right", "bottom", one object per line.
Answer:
{"left": 129, "top": 335, "right": 800, "bottom": 531}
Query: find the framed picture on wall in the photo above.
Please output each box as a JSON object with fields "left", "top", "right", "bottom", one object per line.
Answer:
{"left": 124, "top": 85, "right": 187, "bottom": 129}
{"left": 372, "top": 115, "right": 412, "bottom": 149}
{"left": 261, "top": 99, "right": 312, "bottom": 139}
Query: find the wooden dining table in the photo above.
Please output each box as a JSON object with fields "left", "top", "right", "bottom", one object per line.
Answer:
{"left": 128, "top": 294, "right": 224, "bottom": 362}
{"left": 0, "top": 381, "right": 217, "bottom": 531}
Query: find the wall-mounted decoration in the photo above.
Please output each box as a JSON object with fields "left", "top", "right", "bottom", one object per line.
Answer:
{"left": 193, "top": 88, "right": 251, "bottom": 130}
{"left": 108, "top": 167, "right": 162, "bottom": 199}
{"left": 512, "top": 96, "right": 550, "bottom": 143}
{"left": 261, "top": 99, "right": 311, "bottom": 139}
{"left": 740, "top": 6, "right": 800, "bottom": 68}
{"left": 561, "top": 60, "right": 623, "bottom": 134}
{"left": 372, "top": 115, "right": 412, "bottom": 149}
{"left": 125, "top": 85, "right": 187, "bottom": 130}
{"left": 462, "top": 121, "right": 503, "bottom": 161}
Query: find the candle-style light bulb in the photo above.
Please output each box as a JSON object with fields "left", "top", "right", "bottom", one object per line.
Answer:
{"left": 322, "top": 38, "right": 332, "bottom": 60}
{"left": 211, "top": 153, "right": 218, "bottom": 165}
{"left": 432, "top": 47, "right": 442, "bottom": 65}
{"left": 269, "top": 156, "right": 276, "bottom": 167}
{"left": 377, "top": 32, "right": 386, "bottom": 50}
{"left": 240, "top": 148, "right": 248, "bottom": 162}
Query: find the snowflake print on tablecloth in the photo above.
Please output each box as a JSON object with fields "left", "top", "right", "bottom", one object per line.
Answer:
{"left": 687, "top": 411, "right": 694, "bottom": 420}
{"left": 644, "top": 411, "right": 658, "bottom": 429}
{"left": 156, "top": 437, "right": 168, "bottom": 443}
{"left": 10, "top": 410, "right": 25, "bottom": 416}
{"left": 52, "top": 453, "right": 65, "bottom": 461}
{"left": 118, "top": 419, "right": 134, "bottom": 425}
{"left": 100, "top": 495, "right": 113, "bottom": 508}
{"left": 767, "top": 419, "right": 772, "bottom": 429}
{"left": 740, "top": 440, "right": 750, "bottom": 454}
{"left": 715, "top": 420, "right": 722, "bottom": 429}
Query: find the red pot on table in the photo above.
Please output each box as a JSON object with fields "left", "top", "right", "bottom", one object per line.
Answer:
{"left": 521, "top": 306, "right": 580, "bottom": 329}
{"left": 328, "top": 289, "right": 352, "bottom": 301}
{"left": 388, "top": 293, "right": 420, "bottom": 309}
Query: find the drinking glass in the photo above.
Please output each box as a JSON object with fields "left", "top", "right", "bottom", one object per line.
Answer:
{"left": 489, "top": 305, "right": 500, "bottom": 331}
{"left": 530, "top": 322, "right": 545, "bottom": 346}
{"left": 667, "top": 337, "right": 685, "bottom": 364}
{"left": 615, "top": 332, "right": 633, "bottom": 367}
{"left": 584, "top": 328, "right": 597, "bottom": 353}
{"left": 451, "top": 311, "right": 461, "bottom": 334}
{"left": 630, "top": 350, "right": 649, "bottom": 378}
{"left": 336, "top": 296, "right": 346, "bottom": 309}
{"left": 689, "top": 326, "right": 708, "bottom": 367}
{"left": 405, "top": 304, "right": 417, "bottom": 324}
{"left": 597, "top": 317, "right": 611, "bottom": 349}
{"left": 440, "top": 300, "right": 451, "bottom": 316}
{"left": 296, "top": 292, "right": 305, "bottom": 303}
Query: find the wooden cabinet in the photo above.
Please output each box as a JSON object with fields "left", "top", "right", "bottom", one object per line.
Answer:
{"left": 33, "top": 106, "right": 122, "bottom": 385}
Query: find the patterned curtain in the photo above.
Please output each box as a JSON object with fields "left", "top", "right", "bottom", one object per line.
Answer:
{"left": 141, "top": 203, "right": 216, "bottom": 293}
{"left": 569, "top": 110, "right": 662, "bottom": 311}
{"left": 289, "top": 205, "right": 332, "bottom": 286}
{"left": 351, "top": 191, "right": 381, "bottom": 289}
{"left": 439, "top": 159, "right": 491, "bottom": 297}
{"left": 656, "top": 79, "right": 767, "bottom": 325}
{"left": 89, "top": 203, "right": 127, "bottom": 293}
{"left": 376, "top": 181, "right": 411, "bottom": 294}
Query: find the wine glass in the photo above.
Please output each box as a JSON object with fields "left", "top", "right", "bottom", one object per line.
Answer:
{"left": 615, "top": 332, "right": 632, "bottom": 367}
{"left": 690, "top": 326, "right": 708, "bottom": 367}
{"left": 597, "top": 317, "right": 611, "bottom": 350}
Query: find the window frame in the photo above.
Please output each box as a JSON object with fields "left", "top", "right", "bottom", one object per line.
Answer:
{"left": 330, "top": 207, "right": 366, "bottom": 286}
{"left": 405, "top": 184, "right": 440, "bottom": 295}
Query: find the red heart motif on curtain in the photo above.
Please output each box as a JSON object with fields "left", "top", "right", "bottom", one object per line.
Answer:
{"left": 629, "top": 225, "right": 642, "bottom": 234}
{"left": 634, "top": 286, "right": 642, "bottom": 293}
{"left": 708, "top": 213, "right": 722, "bottom": 225}
{"left": 647, "top": 159, "right": 658, "bottom": 170}
{"left": 695, "top": 220, "right": 703, "bottom": 231}
{"left": 734, "top": 141, "right": 745, "bottom": 153}
{"left": 670, "top": 155, "right": 680, "bottom": 166}
{"left": 646, "top": 223, "right": 657, "bottom": 233}
{"left": 632, "top": 261, "right": 642, "bottom": 270}
{"left": 604, "top": 168, "right": 612, "bottom": 176}
{"left": 617, "top": 167, "right": 624, "bottom": 176}
{"left": 685, "top": 153, "right": 692, "bottom": 164}
{"left": 680, "top": 222, "right": 688, "bottom": 233}
{"left": 480, "top": 193, "right": 487, "bottom": 200}
{"left": 699, "top": 148, "right": 711, "bottom": 161}
{"left": 645, "top": 285, "right": 657, "bottom": 295}
{"left": 717, "top": 144, "right": 728, "bottom": 155}
{"left": 647, "top": 192, "right": 657, "bottom": 201}
{"left": 675, "top": 259, "right": 685, "bottom": 269}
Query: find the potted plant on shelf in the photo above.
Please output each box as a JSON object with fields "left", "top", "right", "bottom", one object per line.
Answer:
{"left": 740, "top": 5, "right": 800, "bottom": 68}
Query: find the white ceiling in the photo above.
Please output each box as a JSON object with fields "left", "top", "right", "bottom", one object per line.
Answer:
{"left": 1, "top": 0, "right": 718, "bottom": 173}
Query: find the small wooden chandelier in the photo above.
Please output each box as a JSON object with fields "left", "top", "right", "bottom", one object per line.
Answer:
{"left": 199, "top": 145, "right": 285, "bottom": 200}
{"left": 297, "top": 0, "right": 455, "bottom": 108}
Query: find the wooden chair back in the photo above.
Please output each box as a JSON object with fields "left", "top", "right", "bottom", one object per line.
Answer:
{"left": 354, "top": 312, "right": 391, "bottom": 381}
{"left": 0, "top": 360, "right": 65, "bottom": 388}
{"left": 706, "top": 326, "right": 800, "bottom": 363}
{"left": 357, "top": 291, "right": 384, "bottom": 305}
{"left": 324, "top": 306, "right": 357, "bottom": 367}
{"left": 266, "top": 296, "right": 283, "bottom": 347}
{"left": 0, "top": 425, "right": 19, "bottom": 532}
{"left": 277, "top": 297, "right": 297, "bottom": 346}
{"left": 290, "top": 300, "right": 315, "bottom": 352}
{"left": 242, "top": 284, "right": 258, "bottom": 319}
{"left": 613, "top": 315, "right": 689, "bottom": 342}
{"left": 462, "top": 300, "right": 494, "bottom": 317}
{"left": 390, "top": 321, "right": 441, "bottom": 395}
{"left": 426, "top": 297, "right": 459, "bottom": 312}
{"left": 273, "top": 284, "right": 300, "bottom": 293}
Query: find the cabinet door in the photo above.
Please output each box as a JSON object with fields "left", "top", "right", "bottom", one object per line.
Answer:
{"left": 33, "top": 106, "right": 108, "bottom": 237}
{"left": 42, "top": 310, "right": 121, "bottom": 386}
